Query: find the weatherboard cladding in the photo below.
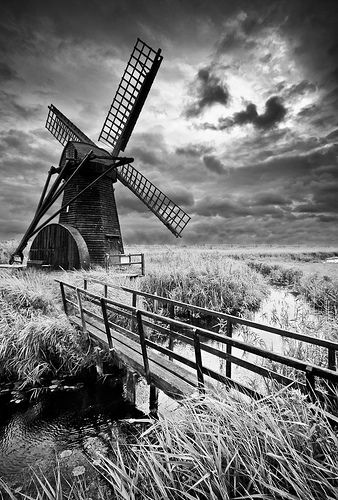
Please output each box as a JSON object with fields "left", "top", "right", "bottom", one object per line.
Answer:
{"left": 59, "top": 162, "right": 123, "bottom": 264}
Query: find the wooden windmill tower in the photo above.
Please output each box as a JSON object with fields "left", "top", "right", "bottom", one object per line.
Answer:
{"left": 10, "top": 39, "right": 190, "bottom": 269}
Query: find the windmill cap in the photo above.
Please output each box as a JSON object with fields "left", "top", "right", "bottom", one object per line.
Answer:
{"left": 60, "top": 141, "right": 121, "bottom": 180}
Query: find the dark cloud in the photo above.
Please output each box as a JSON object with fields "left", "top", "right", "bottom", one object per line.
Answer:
{"left": 0, "top": 62, "right": 19, "bottom": 82}
{"left": 250, "top": 192, "right": 291, "bottom": 206}
{"left": 285, "top": 80, "right": 317, "bottom": 98}
{"left": 176, "top": 144, "right": 212, "bottom": 157}
{"left": 165, "top": 187, "right": 195, "bottom": 208}
{"left": 184, "top": 66, "right": 229, "bottom": 118}
{"left": 0, "top": 91, "right": 43, "bottom": 120}
{"left": 129, "top": 146, "right": 160, "bottom": 166}
{"left": 203, "top": 155, "right": 227, "bottom": 175}
{"left": 230, "top": 96, "right": 287, "bottom": 129}
{"left": 201, "top": 96, "right": 287, "bottom": 132}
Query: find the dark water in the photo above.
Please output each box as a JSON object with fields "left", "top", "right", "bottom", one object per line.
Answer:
{"left": 0, "top": 377, "right": 146, "bottom": 487}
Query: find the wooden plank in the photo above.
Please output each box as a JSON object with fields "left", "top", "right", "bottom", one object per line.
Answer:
{"left": 70, "top": 316, "right": 199, "bottom": 399}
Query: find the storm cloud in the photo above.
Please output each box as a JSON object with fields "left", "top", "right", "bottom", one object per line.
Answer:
{"left": 215, "top": 96, "right": 287, "bottom": 130}
{"left": 184, "top": 66, "right": 229, "bottom": 118}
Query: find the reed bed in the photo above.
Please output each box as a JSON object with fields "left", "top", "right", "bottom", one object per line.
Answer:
{"left": 138, "top": 249, "right": 269, "bottom": 316}
{"left": 99, "top": 391, "right": 338, "bottom": 500}
{"left": 0, "top": 270, "right": 94, "bottom": 386}
{"left": 0, "top": 239, "right": 19, "bottom": 264}
{"left": 298, "top": 273, "right": 338, "bottom": 316}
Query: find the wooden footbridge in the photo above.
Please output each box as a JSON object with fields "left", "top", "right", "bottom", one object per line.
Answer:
{"left": 56, "top": 277, "right": 338, "bottom": 421}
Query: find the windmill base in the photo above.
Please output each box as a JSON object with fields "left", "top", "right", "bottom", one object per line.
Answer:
{"left": 29, "top": 223, "right": 90, "bottom": 270}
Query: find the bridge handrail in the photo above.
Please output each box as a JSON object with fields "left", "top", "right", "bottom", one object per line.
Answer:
{"left": 55, "top": 279, "right": 338, "bottom": 385}
{"left": 79, "top": 277, "right": 338, "bottom": 355}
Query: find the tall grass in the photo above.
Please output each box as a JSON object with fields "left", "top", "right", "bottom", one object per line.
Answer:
{"left": 138, "top": 249, "right": 269, "bottom": 316}
{"left": 0, "top": 239, "right": 19, "bottom": 264}
{"left": 247, "top": 260, "right": 303, "bottom": 286}
{"left": 0, "top": 270, "right": 95, "bottom": 386}
{"left": 297, "top": 273, "right": 338, "bottom": 316}
{"left": 98, "top": 391, "right": 338, "bottom": 499}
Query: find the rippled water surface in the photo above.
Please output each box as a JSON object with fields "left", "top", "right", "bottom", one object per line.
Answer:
{"left": 0, "top": 379, "right": 146, "bottom": 487}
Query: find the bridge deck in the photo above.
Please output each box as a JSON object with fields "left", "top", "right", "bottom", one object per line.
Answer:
{"left": 71, "top": 316, "right": 209, "bottom": 399}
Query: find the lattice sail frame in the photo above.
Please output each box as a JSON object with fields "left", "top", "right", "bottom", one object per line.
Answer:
{"left": 117, "top": 164, "right": 190, "bottom": 237}
{"left": 46, "top": 105, "right": 95, "bottom": 146}
{"left": 98, "top": 38, "right": 163, "bottom": 154}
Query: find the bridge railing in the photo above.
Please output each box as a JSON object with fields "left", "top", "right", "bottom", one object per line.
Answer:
{"left": 56, "top": 279, "right": 338, "bottom": 411}
{"left": 81, "top": 277, "right": 338, "bottom": 376}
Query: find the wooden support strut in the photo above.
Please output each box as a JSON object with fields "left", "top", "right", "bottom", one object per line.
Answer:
{"left": 306, "top": 365, "right": 316, "bottom": 402}
{"left": 59, "top": 282, "right": 68, "bottom": 316}
{"left": 193, "top": 328, "right": 205, "bottom": 393}
{"left": 328, "top": 348, "right": 337, "bottom": 371}
{"left": 100, "top": 298, "right": 113, "bottom": 349}
{"left": 137, "top": 310, "right": 150, "bottom": 383}
{"left": 76, "top": 288, "right": 87, "bottom": 333}
{"left": 226, "top": 320, "right": 233, "bottom": 379}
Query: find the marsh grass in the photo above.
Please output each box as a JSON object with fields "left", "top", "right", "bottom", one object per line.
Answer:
{"left": 246, "top": 260, "right": 303, "bottom": 286}
{"left": 98, "top": 391, "right": 338, "bottom": 499}
{"left": 0, "top": 239, "right": 19, "bottom": 264}
{"left": 0, "top": 269, "right": 59, "bottom": 315}
{"left": 0, "top": 270, "right": 94, "bottom": 386}
{"left": 138, "top": 249, "right": 269, "bottom": 316}
{"left": 298, "top": 273, "right": 338, "bottom": 316}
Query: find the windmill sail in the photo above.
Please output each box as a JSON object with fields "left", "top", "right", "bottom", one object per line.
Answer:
{"left": 99, "top": 38, "right": 163, "bottom": 154}
{"left": 117, "top": 163, "right": 190, "bottom": 237}
{"left": 46, "top": 104, "right": 95, "bottom": 146}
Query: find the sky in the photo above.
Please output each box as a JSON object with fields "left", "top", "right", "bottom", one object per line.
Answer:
{"left": 0, "top": 0, "right": 338, "bottom": 247}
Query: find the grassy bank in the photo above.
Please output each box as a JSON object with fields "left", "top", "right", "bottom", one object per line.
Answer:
{"left": 0, "top": 270, "right": 98, "bottom": 387}
{"left": 2, "top": 390, "right": 337, "bottom": 499}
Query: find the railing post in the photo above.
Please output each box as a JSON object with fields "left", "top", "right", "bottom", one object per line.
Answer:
{"left": 59, "top": 282, "right": 68, "bottom": 316}
{"left": 131, "top": 292, "right": 137, "bottom": 332}
{"left": 328, "top": 348, "right": 336, "bottom": 371}
{"left": 193, "top": 329, "right": 205, "bottom": 394}
{"left": 132, "top": 292, "right": 137, "bottom": 308}
{"left": 226, "top": 320, "right": 233, "bottom": 379}
{"left": 76, "top": 288, "right": 87, "bottom": 333}
{"left": 100, "top": 298, "right": 113, "bottom": 349}
{"left": 141, "top": 253, "right": 145, "bottom": 276}
{"left": 305, "top": 366, "right": 316, "bottom": 402}
{"left": 83, "top": 278, "right": 87, "bottom": 291}
{"left": 153, "top": 293, "right": 158, "bottom": 313}
{"left": 104, "top": 284, "right": 108, "bottom": 298}
{"left": 137, "top": 310, "right": 150, "bottom": 384}
{"left": 168, "top": 303, "right": 174, "bottom": 360}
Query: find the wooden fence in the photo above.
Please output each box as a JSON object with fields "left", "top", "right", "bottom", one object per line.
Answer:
{"left": 105, "top": 253, "right": 145, "bottom": 275}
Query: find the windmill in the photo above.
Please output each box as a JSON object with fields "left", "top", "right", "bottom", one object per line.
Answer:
{"left": 10, "top": 39, "right": 191, "bottom": 270}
